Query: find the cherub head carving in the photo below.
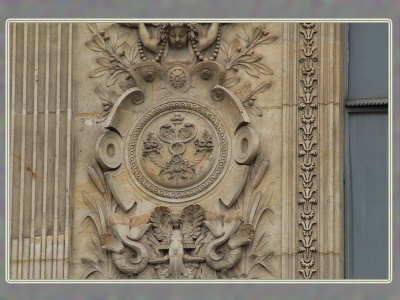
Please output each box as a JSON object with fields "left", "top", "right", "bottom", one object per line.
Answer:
{"left": 160, "top": 23, "right": 198, "bottom": 49}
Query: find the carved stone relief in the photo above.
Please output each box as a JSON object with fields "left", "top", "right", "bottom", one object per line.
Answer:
{"left": 79, "top": 22, "right": 278, "bottom": 280}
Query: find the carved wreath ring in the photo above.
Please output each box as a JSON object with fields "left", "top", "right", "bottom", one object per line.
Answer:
{"left": 128, "top": 101, "right": 228, "bottom": 200}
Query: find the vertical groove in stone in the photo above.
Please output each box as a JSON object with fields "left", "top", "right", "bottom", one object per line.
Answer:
{"left": 292, "top": 23, "right": 300, "bottom": 279}
{"left": 40, "top": 23, "right": 50, "bottom": 279}
{"left": 10, "top": 239, "right": 18, "bottom": 279}
{"left": 334, "top": 24, "right": 345, "bottom": 279}
{"left": 34, "top": 236, "right": 41, "bottom": 279}
{"left": 52, "top": 23, "right": 61, "bottom": 280}
{"left": 64, "top": 23, "right": 73, "bottom": 279}
{"left": 10, "top": 23, "right": 17, "bottom": 280}
{"left": 281, "top": 23, "right": 300, "bottom": 279}
{"left": 281, "top": 23, "right": 289, "bottom": 279}
{"left": 29, "top": 23, "right": 39, "bottom": 280}
{"left": 316, "top": 23, "right": 324, "bottom": 280}
{"left": 17, "top": 23, "right": 28, "bottom": 279}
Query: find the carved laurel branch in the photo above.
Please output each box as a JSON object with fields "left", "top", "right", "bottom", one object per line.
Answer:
{"left": 298, "top": 23, "right": 318, "bottom": 280}
{"left": 220, "top": 23, "right": 277, "bottom": 116}
{"left": 86, "top": 23, "right": 136, "bottom": 85}
{"left": 85, "top": 23, "right": 139, "bottom": 123}
{"left": 233, "top": 152, "right": 276, "bottom": 279}
{"left": 234, "top": 81, "right": 271, "bottom": 116}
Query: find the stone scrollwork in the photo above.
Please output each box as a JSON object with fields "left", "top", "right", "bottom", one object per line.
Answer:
{"left": 81, "top": 22, "right": 278, "bottom": 280}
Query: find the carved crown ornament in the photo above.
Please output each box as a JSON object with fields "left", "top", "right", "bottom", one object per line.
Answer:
{"left": 81, "top": 22, "right": 277, "bottom": 280}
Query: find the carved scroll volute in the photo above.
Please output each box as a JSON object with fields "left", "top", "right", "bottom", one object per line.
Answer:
{"left": 104, "top": 87, "right": 145, "bottom": 139}
{"left": 96, "top": 130, "right": 123, "bottom": 171}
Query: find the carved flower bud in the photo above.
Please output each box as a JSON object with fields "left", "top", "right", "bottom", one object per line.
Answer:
{"left": 232, "top": 66, "right": 239, "bottom": 72}
{"left": 110, "top": 58, "right": 116, "bottom": 63}
{"left": 103, "top": 103, "right": 111, "bottom": 110}
{"left": 99, "top": 30, "right": 105, "bottom": 36}
{"left": 110, "top": 69, "right": 115, "bottom": 75}
{"left": 237, "top": 46, "right": 242, "bottom": 52}
{"left": 104, "top": 36, "right": 110, "bottom": 41}
{"left": 125, "top": 74, "right": 131, "bottom": 80}
{"left": 248, "top": 100, "right": 254, "bottom": 106}
{"left": 118, "top": 50, "right": 125, "bottom": 57}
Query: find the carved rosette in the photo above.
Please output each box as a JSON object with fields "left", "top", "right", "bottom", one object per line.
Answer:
{"left": 298, "top": 23, "right": 318, "bottom": 279}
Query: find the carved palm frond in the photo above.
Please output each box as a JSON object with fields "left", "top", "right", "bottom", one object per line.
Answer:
{"left": 81, "top": 232, "right": 123, "bottom": 279}
{"left": 248, "top": 252, "right": 276, "bottom": 278}
{"left": 181, "top": 204, "right": 204, "bottom": 243}
{"left": 150, "top": 206, "right": 173, "bottom": 243}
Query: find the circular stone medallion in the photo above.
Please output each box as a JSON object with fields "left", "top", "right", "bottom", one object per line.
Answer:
{"left": 128, "top": 101, "right": 228, "bottom": 201}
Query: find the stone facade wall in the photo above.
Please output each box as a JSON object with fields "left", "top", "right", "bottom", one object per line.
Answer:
{"left": 7, "top": 22, "right": 344, "bottom": 280}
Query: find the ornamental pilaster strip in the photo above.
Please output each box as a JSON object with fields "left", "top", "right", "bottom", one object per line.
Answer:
{"left": 298, "top": 23, "right": 318, "bottom": 280}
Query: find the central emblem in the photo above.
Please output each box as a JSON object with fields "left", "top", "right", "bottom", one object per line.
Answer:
{"left": 142, "top": 113, "right": 214, "bottom": 181}
{"left": 128, "top": 101, "right": 228, "bottom": 199}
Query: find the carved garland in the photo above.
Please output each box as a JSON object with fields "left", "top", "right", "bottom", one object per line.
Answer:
{"left": 298, "top": 23, "right": 318, "bottom": 279}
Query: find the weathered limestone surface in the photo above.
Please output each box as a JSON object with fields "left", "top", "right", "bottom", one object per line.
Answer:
{"left": 8, "top": 22, "right": 344, "bottom": 280}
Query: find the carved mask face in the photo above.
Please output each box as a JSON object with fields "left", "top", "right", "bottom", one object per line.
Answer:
{"left": 169, "top": 27, "right": 187, "bottom": 49}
